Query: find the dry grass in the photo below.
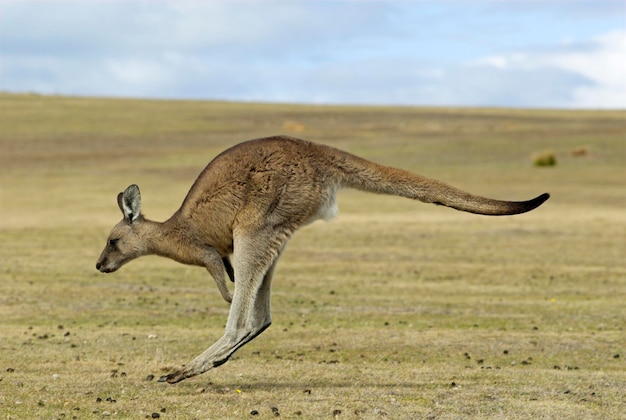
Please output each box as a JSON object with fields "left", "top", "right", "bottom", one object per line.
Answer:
{"left": 0, "top": 93, "right": 624, "bottom": 419}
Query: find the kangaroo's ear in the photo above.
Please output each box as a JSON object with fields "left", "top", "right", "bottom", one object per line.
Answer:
{"left": 117, "top": 184, "right": 141, "bottom": 224}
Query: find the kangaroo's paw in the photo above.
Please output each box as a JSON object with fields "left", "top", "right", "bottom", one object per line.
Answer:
{"left": 158, "top": 370, "right": 187, "bottom": 384}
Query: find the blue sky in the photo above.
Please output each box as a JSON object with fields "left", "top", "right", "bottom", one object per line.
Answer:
{"left": 1, "top": 1, "right": 624, "bottom": 108}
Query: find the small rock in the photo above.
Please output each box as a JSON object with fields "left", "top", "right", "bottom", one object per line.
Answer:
{"left": 52, "top": 374, "right": 60, "bottom": 380}
{"left": 250, "top": 410, "right": 259, "bottom": 416}
{"left": 333, "top": 409, "right": 342, "bottom": 416}
{"left": 374, "top": 407, "right": 388, "bottom": 416}
{"left": 146, "top": 374, "right": 155, "bottom": 381}
{"left": 151, "top": 413, "right": 160, "bottom": 419}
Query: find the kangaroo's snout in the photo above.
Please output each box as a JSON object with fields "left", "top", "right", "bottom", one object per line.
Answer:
{"left": 96, "top": 260, "right": 116, "bottom": 273}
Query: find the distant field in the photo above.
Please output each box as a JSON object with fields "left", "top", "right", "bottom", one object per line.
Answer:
{"left": 0, "top": 93, "right": 624, "bottom": 419}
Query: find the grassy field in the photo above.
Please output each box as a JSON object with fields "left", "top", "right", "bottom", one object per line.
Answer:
{"left": 0, "top": 93, "right": 624, "bottom": 419}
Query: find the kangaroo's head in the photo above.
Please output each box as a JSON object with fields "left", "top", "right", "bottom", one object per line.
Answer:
{"left": 96, "top": 184, "right": 148, "bottom": 273}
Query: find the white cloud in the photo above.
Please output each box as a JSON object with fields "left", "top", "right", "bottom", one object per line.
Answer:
{"left": 474, "top": 30, "right": 626, "bottom": 108}
{"left": 1, "top": 1, "right": 624, "bottom": 108}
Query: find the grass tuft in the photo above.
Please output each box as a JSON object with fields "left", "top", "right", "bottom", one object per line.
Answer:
{"left": 532, "top": 150, "right": 557, "bottom": 167}
{"left": 571, "top": 146, "right": 589, "bottom": 157}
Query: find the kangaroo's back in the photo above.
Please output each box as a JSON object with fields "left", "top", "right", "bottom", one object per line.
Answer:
{"left": 177, "top": 137, "right": 344, "bottom": 241}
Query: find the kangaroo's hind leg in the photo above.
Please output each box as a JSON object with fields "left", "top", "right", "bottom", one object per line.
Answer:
{"left": 160, "top": 228, "right": 288, "bottom": 383}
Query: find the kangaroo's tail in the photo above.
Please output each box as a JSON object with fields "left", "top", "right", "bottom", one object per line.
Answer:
{"left": 327, "top": 147, "right": 549, "bottom": 216}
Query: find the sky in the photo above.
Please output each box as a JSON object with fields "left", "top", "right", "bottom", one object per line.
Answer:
{"left": 1, "top": 1, "right": 625, "bottom": 109}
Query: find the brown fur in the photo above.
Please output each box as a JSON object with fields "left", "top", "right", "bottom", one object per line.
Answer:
{"left": 96, "top": 136, "right": 549, "bottom": 383}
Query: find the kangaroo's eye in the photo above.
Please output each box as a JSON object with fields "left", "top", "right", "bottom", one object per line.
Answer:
{"left": 108, "top": 239, "right": 119, "bottom": 248}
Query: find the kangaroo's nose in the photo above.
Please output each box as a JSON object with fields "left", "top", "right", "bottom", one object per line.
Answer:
{"left": 96, "top": 262, "right": 102, "bottom": 271}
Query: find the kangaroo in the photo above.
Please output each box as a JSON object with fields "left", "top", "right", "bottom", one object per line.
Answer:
{"left": 96, "top": 135, "right": 549, "bottom": 384}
